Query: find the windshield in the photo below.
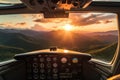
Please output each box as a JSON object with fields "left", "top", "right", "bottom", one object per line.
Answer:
{"left": 0, "top": 13, "right": 118, "bottom": 62}
{"left": 0, "top": 0, "right": 22, "bottom": 3}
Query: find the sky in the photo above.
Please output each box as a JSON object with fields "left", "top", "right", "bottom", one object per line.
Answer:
{"left": 0, "top": 12, "right": 118, "bottom": 32}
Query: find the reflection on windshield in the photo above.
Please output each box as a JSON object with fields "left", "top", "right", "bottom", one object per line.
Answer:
{"left": 0, "top": 13, "right": 118, "bottom": 62}
{"left": 0, "top": 0, "right": 21, "bottom": 4}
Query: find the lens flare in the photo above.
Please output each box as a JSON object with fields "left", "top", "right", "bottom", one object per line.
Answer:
{"left": 64, "top": 50, "right": 69, "bottom": 53}
{"left": 63, "top": 24, "right": 73, "bottom": 31}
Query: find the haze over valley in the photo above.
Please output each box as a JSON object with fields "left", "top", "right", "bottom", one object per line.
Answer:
{"left": 0, "top": 29, "right": 118, "bottom": 62}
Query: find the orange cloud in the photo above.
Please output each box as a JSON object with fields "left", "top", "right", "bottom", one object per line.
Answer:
{"left": 0, "top": 22, "right": 29, "bottom": 29}
{"left": 16, "top": 22, "right": 26, "bottom": 26}
{"left": 104, "top": 20, "right": 113, "bottom": 24}
{"left": 31, "top": 14, "right": 44, "bottom": 19}
{"left": 33, "top": 18, "right": 68, "bottom": 24}
{"left": 69, "top": 13, "right": 115, "bottom": 26}
{"left": 31, "top": 24, "right": 50, "bottom": 31}
{"left": 33, "top": 19, "right": 52, "bottom": 23}
{"left": 0, "top": 22, "right": 14, "bottom": 28}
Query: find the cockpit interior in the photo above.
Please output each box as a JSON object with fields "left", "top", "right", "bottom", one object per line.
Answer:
{"left": 0, "top": 0, "right": 120, "bottom": 80}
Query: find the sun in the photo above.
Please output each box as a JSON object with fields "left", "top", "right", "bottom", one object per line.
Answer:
{"left": 63, "top": 24, "right": 73, "bottom": 31}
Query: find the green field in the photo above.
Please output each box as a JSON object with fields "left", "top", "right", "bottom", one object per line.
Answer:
{"left": 88, "top": 43, "right": 118, "bottom": 62}
{"left": 0, "top": 45, "right": 25, "bottom": 61}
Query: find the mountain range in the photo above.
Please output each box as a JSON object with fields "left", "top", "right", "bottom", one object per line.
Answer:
{"left": 0, "top": 29, "right": 118, "bottom": 61}
{"left": 0, "top": 29, "right": 118, "bottom": 51}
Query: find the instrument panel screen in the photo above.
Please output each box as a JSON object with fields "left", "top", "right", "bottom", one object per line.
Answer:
{"left": 26, "top": 54, "right": 83, "bottom": 80}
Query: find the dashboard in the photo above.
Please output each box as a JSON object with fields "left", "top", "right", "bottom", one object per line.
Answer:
{"left": 14, "top": 49, "right": 91, "bottom": 80}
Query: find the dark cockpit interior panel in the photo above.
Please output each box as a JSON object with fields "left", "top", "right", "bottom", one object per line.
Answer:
{"left": 14, "top": 49, "right": 91, "bottom": 80}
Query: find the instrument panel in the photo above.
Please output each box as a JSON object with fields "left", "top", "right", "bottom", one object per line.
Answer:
{"left": 14, "top": 49, "right": 91, "bottom": 80}
{"left": 26, "top": 54, "right": 82, "bottom": 80}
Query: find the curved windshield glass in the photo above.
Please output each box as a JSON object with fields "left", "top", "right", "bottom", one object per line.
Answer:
{"left": 0, "top": 0, "right": 22, "bottom": 7}
{"left": 0, "top": 0, "right": 21, "bottom": 3}
{"left": 0, "top": 13, "right": 118, "bottom": 62}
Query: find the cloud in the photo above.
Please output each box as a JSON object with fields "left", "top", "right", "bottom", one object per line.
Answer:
{"left": 104, "top": 20, "right": 113, "bottom": 24}
{"left": 69, "top": 13, "right": 116, "bottom": 26}
{"left": 33, "top": 18, "right": 68, "bottom": 24}
{"left": 21, "top": 14, "right": 31, "bottom": 18}
{"left": 31, "top": 14, "right": 44, "bottom": 19}
{"left": 32, "top": 13, "right": 116, "bottom": 26}
{"left": 0, "top": 22, "right": 14, "bottom": 28}
{"left": 31, "top": 24, "right": 49, "bottom": 31}
{"left": 33, "top": 19, "right": 51, "bottom": 23}
{"left": 15, "top": 22, "right": 29, "bottom": 29}
{"left": 15, "top": 22, "right": 26, "bottom": 26}
{"left": 0, "top": 23, "right": 4, "bottom": 26}
{"left": 31, "top": 23, "right": 62, "bottom": 31}
{"left": 33, "top": 19, "right": 43, "bottom": 22}
{"left": 0, "top": 22, "right": 29, "bottom": 29}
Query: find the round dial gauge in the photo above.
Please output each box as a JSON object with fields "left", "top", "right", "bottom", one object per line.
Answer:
{"left": 72, "top": 58, "right": 78, "bottom": 63}
{"left": 61, "top": 57, "right": 67, "bottom": 63}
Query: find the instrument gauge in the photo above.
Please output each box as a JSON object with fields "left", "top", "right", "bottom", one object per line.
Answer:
{"left": 72, "top": 58, "right": 78, "bottom": 63}
{"left": 61, "top": 57, "right": 67, "bottom": 63}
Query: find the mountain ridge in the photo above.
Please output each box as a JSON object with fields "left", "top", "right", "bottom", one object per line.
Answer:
{"left": 0, "top": 29, "right": 118, "bottom": 62}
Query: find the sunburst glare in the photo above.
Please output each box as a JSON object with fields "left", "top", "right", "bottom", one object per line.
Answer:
{"left": 63, "top": 24, "right": 73, "bottom": 31}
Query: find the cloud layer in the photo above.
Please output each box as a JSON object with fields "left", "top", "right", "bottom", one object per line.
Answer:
{"left": 69, "top": 13, "right": 116, "bottom": 26}
{"left": 0, "top": 13, "right": 117, "bottom": 32}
